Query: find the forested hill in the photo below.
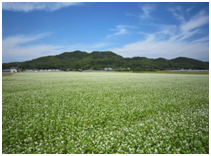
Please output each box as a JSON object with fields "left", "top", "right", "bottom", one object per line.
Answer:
{"left": 2, "top": 50, "right": 209, "bottom": 71}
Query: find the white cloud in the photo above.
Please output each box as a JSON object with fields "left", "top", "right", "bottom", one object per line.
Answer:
{"left": 2, "top": 33, "right": 112, "bottom": 62}
{"left": 186, "top": 6, "right": 194, "bottom": 12}
{"left": 112, "top": 9, "right": 209, "bottom": 61}
{"left": 191, "top": 36, "right": 209, "bottom": 44}
{"left": 2, "top": 33, "right": 64, "bottom": 62}
{"left": 139, "top": 4, "right": 155, "bottom": 19}
{"left": 168, "top": 6, "right": 185, "bottom": 23}
{"left": 2, "top": 33, "right": 51, "bottom": 48}
{"left": 112, "top": 36, "right": 208, "bottom": 61}
{"left": 106, "top": 25, "right": 137, "bottom": 38}
{"left": 170, "top": 10, "right": 209, "bottom": 42}
{"left": 180, "top": 10, "right": 208, "bottom": 33}
{"left": 2, "top": 2, "right": 82, "bottom": 12}
{"left": 3, "top": 44, "right": 64, "bottom": 62}
{"left": 125, "top": 4, "right": 155, "bottom": 20}
{"left": 106, "top": 25, "right": 128, "bottom": 38}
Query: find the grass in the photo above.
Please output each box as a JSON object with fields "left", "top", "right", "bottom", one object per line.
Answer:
{"left": 133, "top": 70, "right": 209, "bottom": 74}
{"left": 2, "top": 72, "right": 209, "bottom": 154}
{"left": 2, "top": 72, "right": 12, "bottom": 77}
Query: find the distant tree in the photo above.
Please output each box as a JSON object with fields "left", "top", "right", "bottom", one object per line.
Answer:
{"left": 2, "top": 51, "right": 209, "bottom": 71}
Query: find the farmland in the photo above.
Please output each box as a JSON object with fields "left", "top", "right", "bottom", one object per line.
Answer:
{"left": 2, "top": 72, "right": 209, "bottom": 154}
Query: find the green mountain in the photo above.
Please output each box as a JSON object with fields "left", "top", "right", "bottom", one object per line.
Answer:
{"left": 2, "top": 50, "right": 209, "bottom": 71}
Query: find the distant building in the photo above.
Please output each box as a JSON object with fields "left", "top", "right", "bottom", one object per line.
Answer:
{"left": 10, "top": 67, "right": 19, "bottom": 73}
{"left": 104, "top": 67, "right": 113, "bottom": 71}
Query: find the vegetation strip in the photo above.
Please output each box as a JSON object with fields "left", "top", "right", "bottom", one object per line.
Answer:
{"left": 2, "top": 51, "right": 209, "bottom": 71}
{"left": 2, "top": 72, "right": 209, "bottom": 154}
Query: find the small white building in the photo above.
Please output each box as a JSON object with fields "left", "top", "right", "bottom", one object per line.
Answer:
{"left": 10, "top": 67, "right": 18, "bottom": 73}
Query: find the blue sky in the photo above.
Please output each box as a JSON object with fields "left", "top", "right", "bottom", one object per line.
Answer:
{"left": 2, "top": 2, "right": 209, "bottom": 63}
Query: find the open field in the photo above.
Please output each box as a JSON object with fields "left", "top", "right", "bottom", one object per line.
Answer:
{"left": 2, "top": 72, "right": 209, "bottom": 154}
{"left": 132, "top": 71, "right": 209, "bottom": 74}
{"left": 2, "top": 72, "right": 12, "bottom": 77}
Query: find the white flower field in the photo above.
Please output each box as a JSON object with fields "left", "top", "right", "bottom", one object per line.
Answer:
{"left": 2, "top": 72, "right": 209, "bottom": 154}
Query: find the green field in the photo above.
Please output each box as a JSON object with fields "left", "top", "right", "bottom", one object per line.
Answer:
{"left": 2, "top": 72, "right": 209, "bottom": 154}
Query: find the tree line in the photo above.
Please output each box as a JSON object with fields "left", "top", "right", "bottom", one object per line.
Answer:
{"left": 2, "top": 50, "right": 209, "bottom": 71}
